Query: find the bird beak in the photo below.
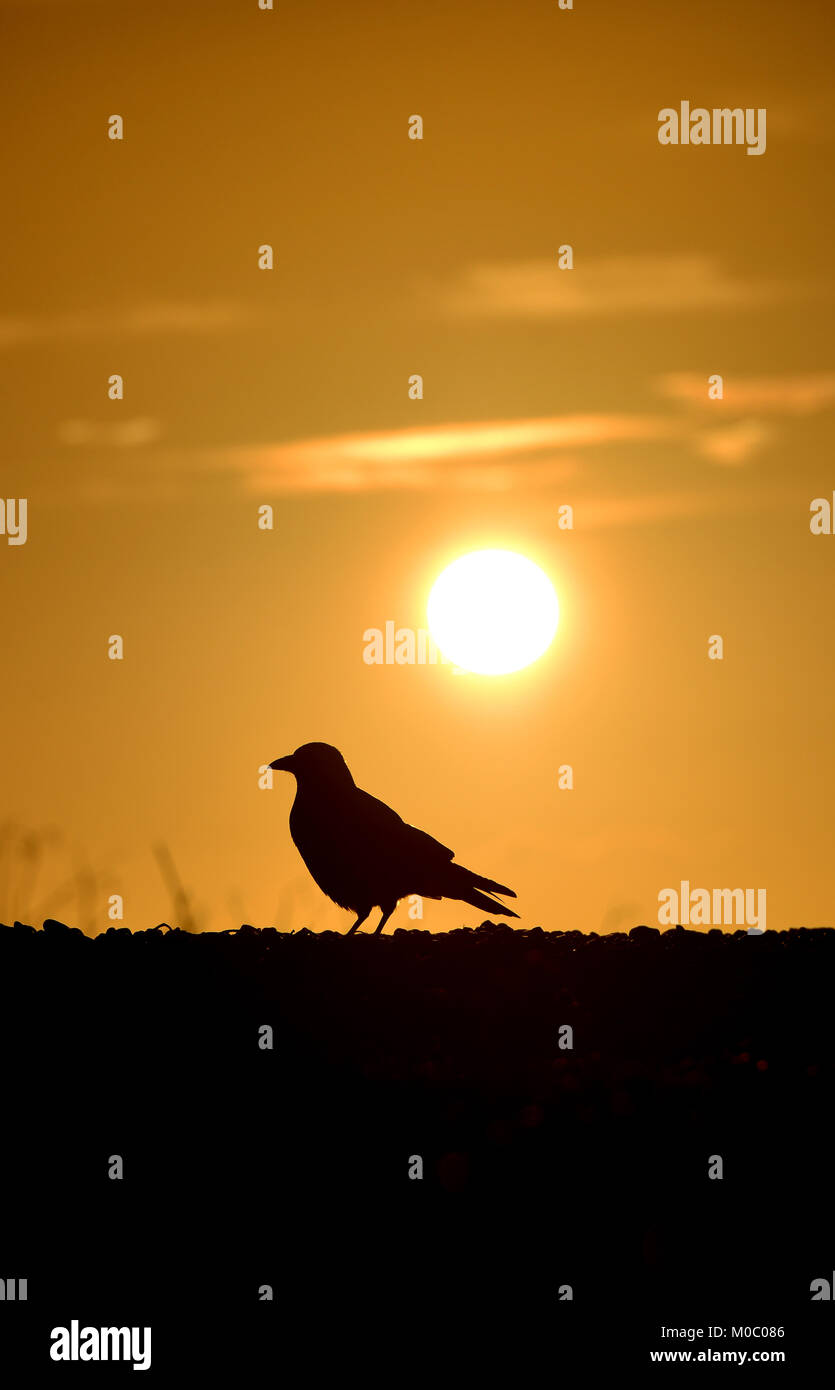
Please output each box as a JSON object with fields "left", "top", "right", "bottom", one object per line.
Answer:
{"left": 269, "top": 755, "right": 294, "bottom": 772}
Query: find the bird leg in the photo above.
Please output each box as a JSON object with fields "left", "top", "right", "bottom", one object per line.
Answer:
{"left": 373, "top": 904, "right": 396, "bottom": 936}
{"left": 346, "top": 909, "right": 371, "bottom": 935}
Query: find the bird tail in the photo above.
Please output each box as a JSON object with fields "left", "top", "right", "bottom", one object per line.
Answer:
{"left": 449, "top": 864, "right": 520, "bottom": 919}
{"left": 465, "top": 870, "right": 516, "bottom": 899}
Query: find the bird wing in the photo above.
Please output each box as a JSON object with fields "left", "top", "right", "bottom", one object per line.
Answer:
{"left": 352, "top": 788, "right": 455, "bottom": 866}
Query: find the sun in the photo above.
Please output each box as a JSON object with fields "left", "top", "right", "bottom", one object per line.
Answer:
{"left": 427, "top": 549, "right": 560, "bottom": 676}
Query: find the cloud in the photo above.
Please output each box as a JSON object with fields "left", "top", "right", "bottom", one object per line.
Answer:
{"left": 435, "top": 254, "right": 800, "bottom": 319}
{"left": 578, "top": 489, "right": 739, "bottom": 528}
{"left": 0, "top": 300, "right": 253, "bottom": 350}
{"left": 654, "top": 371, "right": 835, "bottom": 466}
{"left": 55, "top": 411, "right": 792, "bottom": 511}
{"left": 695, "top": 420, "right": 774, "bottom": 467}
{"left": 57, "top": 418, "right": 162, "bottom": 447}
{"left": 228, "top": 415, "right": 673, "bottom": 494}
{"left": 657, "top": 371, "right": 835, "bottom": 414}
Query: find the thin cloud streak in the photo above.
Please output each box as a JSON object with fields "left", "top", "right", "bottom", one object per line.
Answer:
{"left": 435, "top": 255, "right": 804, "bottom": 319}
{"left": 696, "top": 420, "right": 774, "bottom": 467}
{"left": 230, "top": 416, "right": 674, "bottom": 494}
{"left": 0, "top": 300, "right": 254, "bottom": 349}
{"left": 44, "top": 420, "right": 797, "bottom": 524}
{"left": 658, "top": 371, "right": 835, "bottom": 414}
{"left": 57, "top": 418, "right": 162, "bottom": 447}
{"left": 579, "top": 489, "right": 751, "bottom": 528}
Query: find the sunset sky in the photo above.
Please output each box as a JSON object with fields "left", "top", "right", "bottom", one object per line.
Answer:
{"left": 2, "top": 0, "right": 834, "bottom": 934}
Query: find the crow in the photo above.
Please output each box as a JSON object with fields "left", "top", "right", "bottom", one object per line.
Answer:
{"left": 269, "top": 742, "right": 519, "bottom": 935}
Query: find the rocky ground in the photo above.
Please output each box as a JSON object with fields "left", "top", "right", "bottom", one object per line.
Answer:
{"left": 2, "top": 919, "right": 832, "bottom": 1376}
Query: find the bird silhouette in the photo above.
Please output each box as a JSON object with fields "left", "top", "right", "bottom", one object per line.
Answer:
{"left": 269, "top": 742, "right": 519, "bottom": 935}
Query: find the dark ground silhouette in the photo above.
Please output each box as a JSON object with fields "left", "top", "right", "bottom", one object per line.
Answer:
{"left": 1, "top": 920, "right": 833, "bottom": 1377}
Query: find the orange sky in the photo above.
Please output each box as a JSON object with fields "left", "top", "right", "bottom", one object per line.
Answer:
{"left": 2, "top": 0, "right": 834, "bottom": 934}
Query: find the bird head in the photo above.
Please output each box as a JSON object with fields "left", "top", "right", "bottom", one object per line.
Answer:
{"left": 269, "top": 742, "right": 354, "bottom": 787}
